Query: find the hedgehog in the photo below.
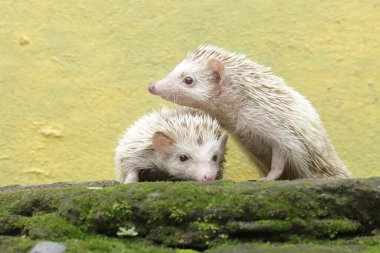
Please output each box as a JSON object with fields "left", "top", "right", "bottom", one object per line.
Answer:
{"left": 114, "top": 107, "right": 228, "bottom": 183}
{"left": 148, "top": 45, "right": 352, "bottom": 180}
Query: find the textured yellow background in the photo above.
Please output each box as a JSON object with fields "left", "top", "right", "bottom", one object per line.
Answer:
{"left": 0, "top": 1, "right": 379, "bottom": 186}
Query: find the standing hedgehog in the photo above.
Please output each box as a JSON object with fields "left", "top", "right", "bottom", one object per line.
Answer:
{"left": 114, "top": 107, "right": 228, "bottom": 183}
{"left": 148, "top": 45, "right": 351, "bottom": 180}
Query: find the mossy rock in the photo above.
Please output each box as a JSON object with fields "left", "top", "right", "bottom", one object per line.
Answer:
{"left": 0, "top": 178, "right": 379, "bottom": 251}
{"left": 0, "top": 235, "right": 181, "bottom": 253}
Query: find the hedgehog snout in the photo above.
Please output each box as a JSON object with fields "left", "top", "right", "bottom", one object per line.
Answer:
{"left": 201, "top": 169, "right": 216, "bottom": 181}
{"left": 202, "top": 174, "right": 214, "bottom": 181}
{"left": 148, "top": 84, "right": 156, "bottom": 94}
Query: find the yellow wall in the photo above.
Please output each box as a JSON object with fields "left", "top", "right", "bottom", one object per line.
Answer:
{"left": 1, "top": 1, "right": 379, "bottom": 186}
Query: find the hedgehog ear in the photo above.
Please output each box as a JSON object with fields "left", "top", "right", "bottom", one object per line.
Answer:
{"left": 218, "top": 131, "right": 228, "bottom": 147}
{"left": 153, "top": 131, "right": 175, "bottom": 157}
{"left": 207, "top": 58, "right": 229, "bottom": 92}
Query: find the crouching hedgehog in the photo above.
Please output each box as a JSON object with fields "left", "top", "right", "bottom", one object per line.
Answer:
{"left": 114, "top": 107, "right": 228, "bottom": 183}
{"left": 148, "top": 45, "right": 351, "bottom": 180}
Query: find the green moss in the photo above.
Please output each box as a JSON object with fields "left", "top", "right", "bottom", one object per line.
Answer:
{"left": 227, "top": 220, "right": 293, "bottom": 235}
{"left": 0, "top": 236, "right": 37, "bottom": 253}
{"left": 146, "top": 223, "right": 221, "bottom": 250}
{"left": 8, "top": 189, "right": 61, "bottom": 216}
{"left": 146, "top": 226, "right": 184, "bottom": 246}
{"left": 2, "top": 236, "right": 379, "bottom": 253}
{"left": 0, "top": 235, "right": 179, "bottom": 253}
{"left": 207, "top": 236, "right": 380, "bottom": 253}
{"left": 176, "top": 250, "right": 199, "bottom": 253}
{"left": 192, "top": 222, "right": 220, "bottom": 233}
{"left": 307, "top": 219, "right": 360, "bottom": 238}
{"left": 65, "top": 236, "right": 175, "bottom": 253}
{"left": 0, "top": 212, "right": 23, "bottom": 235}
{"left": 25, "top": 213, "right": 84, "bottom": 239}
{"left": 0, "top": 178, "right": 379, "bottom": 250}
{"left": 58, "top": 190, "right": 134, "bottom": 235}
{"left": 226, "top": 218, "right": 359, "bottom": 240}
{"left": 207, "top": 243, "right": 367, "bottom": 253}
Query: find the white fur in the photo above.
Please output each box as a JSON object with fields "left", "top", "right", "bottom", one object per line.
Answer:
{"left": 114, "top": 107, "right": 228, "bottom": 183}
{"left": 151, "top": 45, "right": 351, "bottom": 179}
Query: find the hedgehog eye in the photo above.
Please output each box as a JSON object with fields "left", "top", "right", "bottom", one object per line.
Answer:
{"left": 212, "top": 155, "right": 218, "bottom": 162}
{"left": 179, "top": 154, "right": 188, "bottom": 162}
{"left": 184, "top": 77, "right": 193, "bottom": 85}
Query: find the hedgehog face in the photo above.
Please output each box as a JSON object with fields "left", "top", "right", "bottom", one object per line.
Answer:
{"left": 148, "top": 60, "right": 217, "bottom": 109}
{"left": 152, "top": 131, "right": 228, "bottom": 181}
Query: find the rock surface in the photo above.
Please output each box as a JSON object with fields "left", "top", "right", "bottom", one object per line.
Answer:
{"left": 0, "top": 178, "right": 379, "bottom": 252}
{"left": 30, "top": 241, "right": 66, "bottom": 253}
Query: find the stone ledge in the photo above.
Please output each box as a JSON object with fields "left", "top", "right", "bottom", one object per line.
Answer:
{"left": 0, "top": 178, "right": 379, "bottom": 252}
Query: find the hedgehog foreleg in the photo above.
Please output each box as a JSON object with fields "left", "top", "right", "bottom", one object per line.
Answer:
{"left": 260, "top": 145, "right": 287, "bottom": 180}
{"left": 123, "top": 168, "right": 140, "bottom": 184}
